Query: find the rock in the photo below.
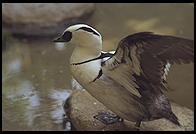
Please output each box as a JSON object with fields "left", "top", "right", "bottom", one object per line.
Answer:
{"left": 64, "top": 90, "right": 194, "bottom": 131}
{"left": 2, "top": 3, "right": 95, "bottom": 36}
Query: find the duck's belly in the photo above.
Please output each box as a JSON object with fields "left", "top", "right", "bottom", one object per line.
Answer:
{"left": 81, "top": 74, "right": 148, "bottom": 122}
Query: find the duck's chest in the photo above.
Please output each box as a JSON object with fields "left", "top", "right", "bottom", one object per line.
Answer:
{"left": 70, "top": 46, "right": 102, "bottom": 84}
{"left": 70, "top": 60, "right": 101, "bottom": 84}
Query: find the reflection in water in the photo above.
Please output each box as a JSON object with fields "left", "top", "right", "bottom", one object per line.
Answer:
{"left": 6, "top": 80, "right": 39, "bottom": 106}
{"left": 2, "top": 3, "right": 194, "bottom": 131}
{"left": 7, "top": 59, "right": 22, "bottom": 74}
{"left": 16, "top": 81, "right": 40, "bottom": 126}
{"left": 49, "top": 89, "right": 71, "bottom": 123}
{"left": 2, "top": 39, "right": 72, "bottom": 130}
{"left": 55, "top": 42, "right": 66, "bottom": 51}
{"left": 3, "top": 79, "right": 41, "bottom": 130}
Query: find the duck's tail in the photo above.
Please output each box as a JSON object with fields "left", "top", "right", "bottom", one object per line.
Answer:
{"left": 164, "top": 112, "right": 181, "bottom": 126}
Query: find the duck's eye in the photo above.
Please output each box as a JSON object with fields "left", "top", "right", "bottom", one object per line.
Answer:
{"left": 62, "top": 31, "right": 72, "bottom": 42}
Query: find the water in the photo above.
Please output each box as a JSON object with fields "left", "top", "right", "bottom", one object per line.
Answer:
{"left": 2, "top": 39, "right": 73, "bottom": 130}
{"left": 2, "top": 3, "right": 194, "bottom": 131}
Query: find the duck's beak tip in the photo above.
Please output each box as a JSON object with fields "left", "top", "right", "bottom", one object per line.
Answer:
{"left": 52, "top": 37, "right": 59, "bottom": 42}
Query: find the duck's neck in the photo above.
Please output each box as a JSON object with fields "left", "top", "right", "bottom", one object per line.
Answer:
{"left": 70, "top": 46, "right": 101, "bottom": 64}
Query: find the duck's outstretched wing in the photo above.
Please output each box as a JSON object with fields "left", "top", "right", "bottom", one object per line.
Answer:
{"left": 102, "top": 32, "right": 194, "bottom": 97}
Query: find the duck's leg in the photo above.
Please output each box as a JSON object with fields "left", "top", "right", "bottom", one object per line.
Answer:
{"left": 134, "top": 120, "right": 142, "bottom": 131}
{"left": 93, "top": 110, "right": 123, "bottom": 125}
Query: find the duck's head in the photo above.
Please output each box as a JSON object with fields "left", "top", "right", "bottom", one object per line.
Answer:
{"left": 53, "top": 24, "right": 102, "bottom": 51}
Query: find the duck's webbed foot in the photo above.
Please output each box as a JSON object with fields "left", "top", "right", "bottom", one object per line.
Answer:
{"left": 93, "top": 110, "right": 123, "bottom": 125}
{"left": 134, "top": 120, "right": 142, "bottom": 131}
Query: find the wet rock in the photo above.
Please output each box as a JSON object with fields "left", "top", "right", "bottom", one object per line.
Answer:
{"left": 2, "top": 3, "right": 95, "bottom": 36}
{"left": 65, "top": 90, "right": 194, "bottom": 131}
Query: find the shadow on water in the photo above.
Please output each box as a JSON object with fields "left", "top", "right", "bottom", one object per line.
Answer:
{"left": 2, "top": 3, "right": 194, "bottom": 131}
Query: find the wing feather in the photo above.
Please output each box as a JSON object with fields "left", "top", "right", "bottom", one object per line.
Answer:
{"left": 102, "top": 32, "right": 194, "bottom": 95}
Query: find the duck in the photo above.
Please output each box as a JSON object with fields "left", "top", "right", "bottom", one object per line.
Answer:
{"left": 53, "top": 24, "right": 194, "bottom": 130}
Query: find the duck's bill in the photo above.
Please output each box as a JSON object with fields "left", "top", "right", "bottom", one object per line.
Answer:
{"left": 52, "top": 36, "right": 65, "bottom": 42}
